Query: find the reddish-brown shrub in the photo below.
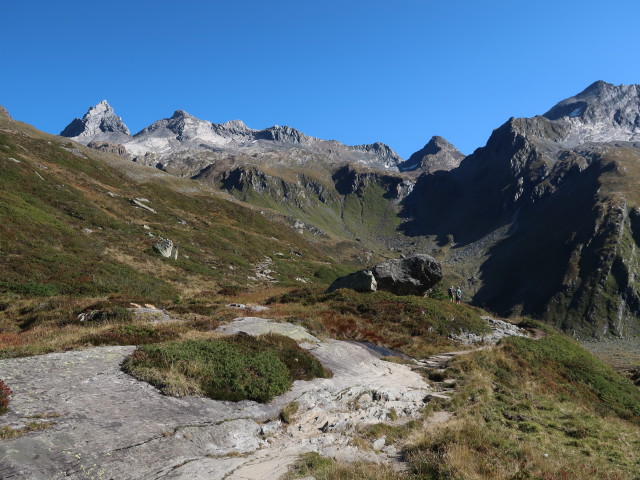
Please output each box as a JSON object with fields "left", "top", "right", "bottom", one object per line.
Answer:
{"left": 0, "top": 380, "right": 11, "bottom": 415}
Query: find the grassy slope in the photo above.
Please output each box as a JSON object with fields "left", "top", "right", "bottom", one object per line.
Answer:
{"left": 406, "top": 321, "right": 640, "bottom": 479}
{"left": 0, "top": 117, "right": 356, "bottom": 356}
{"left": 0, "top": 119, "right": 356, "bottom": 299}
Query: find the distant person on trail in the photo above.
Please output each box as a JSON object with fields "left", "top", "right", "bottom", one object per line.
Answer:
{"left": 448, "top": 285, "right": 455, "bottom": 303}
{"left": 456, "top": 286, "right": 462, "bottom": 304}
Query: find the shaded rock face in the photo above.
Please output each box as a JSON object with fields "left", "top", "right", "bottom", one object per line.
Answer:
{"left": 399, "top": 82, "right": 640, "bottom": 338}
{"left": 87, "top": 140, "right": 129, "bottom": 158}
{"left": 326, "top": 270, "right": 377, "bottom": 293}
{"left": 328, "top": 255, "right": 443, "bottom": 296}
{"left": 372, "top": 254, "right": 443, "bottom": 296}
{"left": 399, "top": 136, "right": 464, "bottom": 173}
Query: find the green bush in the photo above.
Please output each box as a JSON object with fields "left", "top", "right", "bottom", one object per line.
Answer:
{"left": 123, "top": 333, "right": 330, "bottom": 403}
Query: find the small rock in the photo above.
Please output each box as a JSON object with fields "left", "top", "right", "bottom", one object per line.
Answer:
{"left": 153, "top": 238, "right": 178, "bottom": 260}
{"left": 372, "top": 436, "right": 386, "bottom": 450}
{"left": 143, "top": 225, "right": 151, "bottom": 230}
{"left": 383, "top": 445, "right": 398, "bottom": 456}
{"left": 260, "top": 420, "right": 281, "bottom": 436}
{"left": 130, "top": 199, "right": 156, "bottom": 214}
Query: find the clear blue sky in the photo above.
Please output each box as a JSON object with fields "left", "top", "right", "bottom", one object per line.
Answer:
{"left": 2, "top": 0, "right": 639, "bottom": 158}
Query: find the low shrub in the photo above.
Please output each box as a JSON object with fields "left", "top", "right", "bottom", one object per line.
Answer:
{"left": 123, "top": 333, "right": 331, "bottom": 403}
{"left": 268, "top": 287, "right": 490, "bottom": 358}
{"left": 0, "top": 379, "right": 10, "bottom": 415}
{"left": 84, "top": 324, "right": 182, "bottom": 346}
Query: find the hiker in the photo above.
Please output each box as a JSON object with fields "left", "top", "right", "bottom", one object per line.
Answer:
{"left": 456, "top": 286, "right": 462, "bottom": 304}
{"left": 447, "top": 285, "right": 455, "bottom": 303}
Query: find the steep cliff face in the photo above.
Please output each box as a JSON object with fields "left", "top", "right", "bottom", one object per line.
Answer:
{"left": 192, "top": 161, "right": 413, "bottom": 249}
{"left": 401, "top": 82, "right": 640, "bottom": 338}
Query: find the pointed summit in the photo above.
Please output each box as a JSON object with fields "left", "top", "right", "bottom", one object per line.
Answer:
{"left": 60, "top": 100, "right": 131, "bottom": 144}
{"left": 543, "top": 81, "right": 640, "bottom": 144}
{"left": 399, "top": 136, "right": 464, "bottom": 173}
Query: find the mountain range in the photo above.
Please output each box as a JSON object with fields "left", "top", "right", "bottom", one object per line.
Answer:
{"left": 11, "top": 80, "right": 640, "bottom": 339}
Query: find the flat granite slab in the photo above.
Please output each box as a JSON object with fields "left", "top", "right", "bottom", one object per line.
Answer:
{"left": 0, "top": 318, "right": 432, "bottom": 479}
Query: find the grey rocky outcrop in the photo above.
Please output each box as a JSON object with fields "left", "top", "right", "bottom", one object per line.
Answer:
{"left": 130, "top": 198, "right": 156, "bottom": 213}
{"left": 450, "top": 316, "right": 528, "bottom": 345}
{"left": 87, "top": 140, "right": 129, "bottom": 157}
{"left": 154, "top": 238, "right": 178, "bottom": 260}
{"left": 327, "top": 254, "right": 442, "bottom": 296}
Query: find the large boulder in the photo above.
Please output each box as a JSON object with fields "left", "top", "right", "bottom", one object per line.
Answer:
{"left": 327, "top": 254, "right": 442, "bottom": 296}
{"left": 326, "top": 270, "right": 377, "bottom": 293}
{"left": 372, "top": 254, "right": 442, "bottom": 296}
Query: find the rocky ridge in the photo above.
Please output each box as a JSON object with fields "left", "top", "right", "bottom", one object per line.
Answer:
{"left": 61, "top": 103, "right": 406, "bottom": 172}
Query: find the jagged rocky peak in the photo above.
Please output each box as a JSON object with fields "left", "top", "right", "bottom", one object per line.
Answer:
{"left": 351, "top": 142, "right": 403, "bottom": 169}
{"left": 542, "top": 81, "right": 640, "bottom": 145}
{"left": 399, "top": 136, "right": 464, "bottom": 173}
{"left": 256, "top": 125, "right": 312, "bottom": 144}
{"left": 60, "top": 100, "right": 131, "bottom": 144}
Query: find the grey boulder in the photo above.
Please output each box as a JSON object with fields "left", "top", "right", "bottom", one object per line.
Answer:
{"left": 326, "top": 269, "right": 377, "bottom": 293}
{"left": 328, "top": 254, "right": 442, "bottom": 296}
{"left": 372, "top": 254, "right": 442, "bottom": 296}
